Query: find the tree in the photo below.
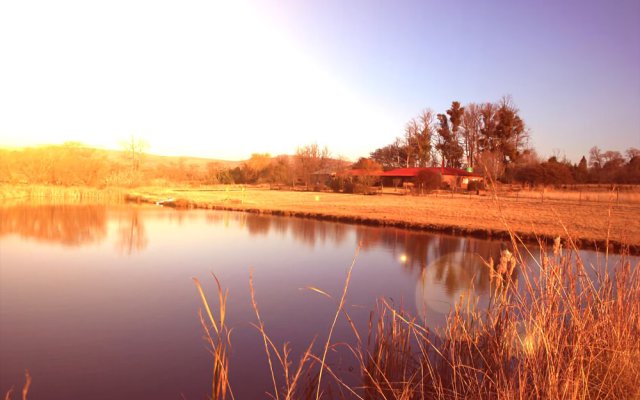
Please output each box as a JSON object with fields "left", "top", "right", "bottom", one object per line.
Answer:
{"left": 477, "top": 150, "right": 505, "bottom": 183}
{"left": 461, "top": 103, "right": 482, "bottom": 168}
{"left": 574, "top": 156, "right": 588, "bottom": 183}
{"left": 352, "top": 157, "right": 382, "bottom": 171}
{"left": 415, "top": 109, "right": 435, "bottom": 167}
{"left": 625, "top": 147, "right": 640, "bottom": 161}
{"left": 295, "top": 143, "right": 330, "bottom": 188}
{"left": 267, "top": 155, "right": 294, "bottom": 185}
{"left": 403, "top": 119, "right": 420, "bottom": 167}
{"left": 370, "top": 140, "right": 406, "bottom": 169}
{"left": 435, "top": 110, "right": 464, "bottom": 168}
{"left": 351, "top": 157, "right": 382, "bottom": 189}
{"left": 120, "top": 134, "right": 148, "bottom": 173}
{"left": 478, "top": 97, "right": 528, "bottom": 166}
{"left": 540, "top": 158, "right": 573, "bottom": 185}
{"left": 588, "top": 146, "right": 603, "bottom": 169}
{"left": 241, "top": 153, "right": 272, "bottom": 183}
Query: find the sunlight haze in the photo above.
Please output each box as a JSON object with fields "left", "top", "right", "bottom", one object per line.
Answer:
{"left": 1, "top": 0, "right": 638, "bottom": 161}
{"left": 0, "top": 0, "right": 399, "bottom": 160}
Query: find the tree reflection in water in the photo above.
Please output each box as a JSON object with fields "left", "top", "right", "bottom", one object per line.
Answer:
{"left": 355, "top": 226, "right": 511, "bottom": 322}
{"left": 235, "top": 212, "right": 511, "bottom": 313}
{"left": 116, "top": 208, "right": 148, "bottom": 255}
{"left": 0, "top": 204, "right": 107, "bottom": 246}
{"left": 241, "top": 213, "right": 348, "bottom": 247}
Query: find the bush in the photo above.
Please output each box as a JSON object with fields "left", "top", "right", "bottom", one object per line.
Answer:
{"left": 467, "top": 180, "right": 485, "bottom": 191}
{"left": 343, "top": 180, "right": 355, "bottom": 194}
{"left": 329, "top": 177, "right": 343, "bottom": 193}
{"left": 414, "top": 170, "right": 442, "bottom": 193}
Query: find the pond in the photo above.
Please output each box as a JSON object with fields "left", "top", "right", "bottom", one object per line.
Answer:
{"left": 0, "top": 203, "right": 630, "bottom": 399}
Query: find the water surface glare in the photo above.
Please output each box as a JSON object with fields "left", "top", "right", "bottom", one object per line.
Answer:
{"left": 0, "top": 204, "right": 628, "bottom": 399}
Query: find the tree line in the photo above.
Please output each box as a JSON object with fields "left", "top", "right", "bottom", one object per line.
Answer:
{"left": 370, "top": 96, "right": 528, "bottom": 176}
{"left": 1, "top": 108, "right": 637, "bottom": 188}
{"left": 0, "top": 142, "right": 345, "bottom": 188}
{"left": 507, "top": 147, "right": 640, "bottom": 186}
{"left": 369, "top": 96, "right": 639, "bottom": 185}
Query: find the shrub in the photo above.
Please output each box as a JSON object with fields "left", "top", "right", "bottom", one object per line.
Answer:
{"left": 343, "top": 180, "right": 355, "bottom": 194}
{"left": 467, "top": 180, "right": 485, "bottom": 191}
{"left": 414, "top": 170, "right": 442, "bottom": 193}
{"left": 328, "top": 177, "right": 342, "bottom": 193}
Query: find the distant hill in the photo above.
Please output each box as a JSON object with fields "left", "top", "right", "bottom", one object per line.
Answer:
{"left": 0, "top": 144, "right": 244, "bottom": 170}
{"left": 101, "top": 149, "right": 243, "bottom": 170}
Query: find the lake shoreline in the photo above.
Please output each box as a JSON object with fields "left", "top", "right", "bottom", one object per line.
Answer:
{"left": 123, "top": 187, "right": 640, "bottom": 255}
{"left": 2, "top": 184, "right": 637, "bottom": 254}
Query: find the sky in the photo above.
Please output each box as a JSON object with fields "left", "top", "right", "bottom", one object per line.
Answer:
{"left": 0, "top": 0, "right": 638, "bottom": 162}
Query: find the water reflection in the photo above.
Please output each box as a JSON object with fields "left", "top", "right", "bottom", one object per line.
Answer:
{"left": 0, "top": 204, "right": 107, "bottom": 246}
{"left": 116, "top": 208, "right": 148, "bottom": 255}
{"left": 239, "top": 213, "right": 349, "bottom": 246}
{"left": 0, "top": 204, "right": 504, "bottom": 303}
{"left": 205, "top": 212, "right": 506, "bottom": 312}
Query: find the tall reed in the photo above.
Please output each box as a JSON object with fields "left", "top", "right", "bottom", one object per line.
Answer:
{"left": 193, "top": 275, "right": 233, "bottom": 400}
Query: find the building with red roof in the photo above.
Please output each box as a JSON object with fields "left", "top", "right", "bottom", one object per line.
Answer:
{"left": 379, "top": 167, "right": 484, "bottom": 190}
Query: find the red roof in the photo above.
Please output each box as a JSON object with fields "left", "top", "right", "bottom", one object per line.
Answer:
{"left": 381, "top": 167, "right": 482, "bottom": 177}
{"left": 342, "top": 169, "right": 384, "bottom": 176}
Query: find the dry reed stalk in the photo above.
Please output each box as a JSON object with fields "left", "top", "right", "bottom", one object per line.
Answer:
{"left": 193, "top": 276, "right": 234, "bottom": 400}
{"left": 315, "top": 245, "right": 361, "bottom": 400}
{"left": 249, "top": 271, "right": 319, "bottom": 400}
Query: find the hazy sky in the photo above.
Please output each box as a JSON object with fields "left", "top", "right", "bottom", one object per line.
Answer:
{"left": 1, "top": 0, "right": 638, "bottom": 161}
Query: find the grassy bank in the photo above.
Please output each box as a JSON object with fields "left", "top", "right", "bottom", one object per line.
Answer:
{"left": 0, "top": 184, "right": 125, "bottom": 204}
{"left": 197, "top": 238, "right": 640, "bottom": 399}
{"left": 126, "top": 185, "right": 640, "bottom": 253}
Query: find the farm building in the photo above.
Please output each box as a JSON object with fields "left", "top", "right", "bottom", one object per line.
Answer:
{"left": 380, "top": 167, "right": 484, "bottom": 190}
{"left": 314, "top": 167, "right": 484, "bottom": 190}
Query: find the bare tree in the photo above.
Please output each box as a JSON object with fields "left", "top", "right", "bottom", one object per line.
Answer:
{"left": 462, "top": 103, "right": 482, "bottom": 168}
{"left": 120, "top": 134, "right": 148, "bottom": 172}
{"left": 626, "top": 147, "right": 640, "bottom": 161}
{"left": 403, "top": 119, "right": 420, "bottom": 167}
{"left": 295, "top": 143, "right": 330, "bottom": 189}
{"left": 588, "top": 146, "right": 603, "bottom": 169}
{"left": 416, "top": 109, "right": 435, "bottom": 167}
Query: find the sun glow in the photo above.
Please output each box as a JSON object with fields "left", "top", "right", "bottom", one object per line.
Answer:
{"left": 0, "top": 0, "right": 398, "bottom": 160}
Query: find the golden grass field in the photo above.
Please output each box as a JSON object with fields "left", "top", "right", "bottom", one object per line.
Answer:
{"left": 123, "top": 185, "right": 640, "bottom": 251}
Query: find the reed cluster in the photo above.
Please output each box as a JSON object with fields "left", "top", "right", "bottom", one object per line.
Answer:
{"left": 195, "top": 237, "right": 640, "bottom": 399}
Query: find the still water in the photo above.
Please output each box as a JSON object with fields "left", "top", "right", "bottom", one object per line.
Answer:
{"left": 0, "top": 203, "right": 623, "bottom": 399}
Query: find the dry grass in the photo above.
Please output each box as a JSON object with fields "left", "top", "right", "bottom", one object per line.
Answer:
{"left": 193, "top": 275, "right": 233, "bottom": 400}
{"left": 355, "top": 239, "right": 640, "bottom": 399}
{"left": 0, "top": 184, "right": 124, "bottom": 204}
{"left": 197, "top": 236, "right": 640, "bottom": 399}
{"left": 127, "top": 185, "right": 640, "bottom": 248}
